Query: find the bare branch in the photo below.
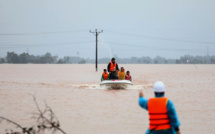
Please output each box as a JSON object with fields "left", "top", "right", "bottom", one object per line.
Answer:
{"left": 0, "top": 95, "right": 67, "bottom": 134}
{"left": 0, "top": 116, "right": 23, "bottom": 129}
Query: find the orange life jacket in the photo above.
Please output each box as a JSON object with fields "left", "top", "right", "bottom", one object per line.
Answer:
{"left": 103, "top": 72, "right": 109, "bottom": 80}
{"left": 109, "top": 62, "right": 117, "bottom": 72}
{"left": 125, "top": 74, "right": 131, "bottom": 80}
{"left": 148, "top": 97, "right": 171, "bottom": 130}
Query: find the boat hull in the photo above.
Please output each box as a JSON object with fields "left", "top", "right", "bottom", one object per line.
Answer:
{"left": 100, "top": 80, "right": 133, "bottom": 89}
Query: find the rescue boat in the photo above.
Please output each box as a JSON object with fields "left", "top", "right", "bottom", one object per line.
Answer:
{"left": 100, "top": 80, "right": 133, "bottom": 89}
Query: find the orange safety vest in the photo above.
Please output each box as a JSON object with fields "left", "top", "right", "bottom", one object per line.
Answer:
{"left": 103, "top": 72, "right": 109, "bottom": 80}
{"left": 148, "top": 97, "right": 171, "bottom": 130}
{"left": 109, "top": 62, "right": 117, "bottom": 72}
{"left": 125, "top": 74, "right": 131, "bottom": 80}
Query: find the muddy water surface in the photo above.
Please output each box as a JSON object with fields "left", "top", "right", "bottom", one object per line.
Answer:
{"left": 0, "top": 64, "right": 215, "bottom": 134}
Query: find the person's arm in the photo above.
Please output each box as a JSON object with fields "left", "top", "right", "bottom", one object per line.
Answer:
{"left": 107, "top": 63, "right": 110, "bottom": 72}
{"left": 167, "top": 100, "right": 181, "bottom": 134}
{"left": 108, "top": 74, "right": 109, "bottom": 80}
{"left": 123, "top": 72, "right": 126, "bottom": 79}
{"left": 116, "top": 63, "right": 119, "bottom": 71}
{"left": 130, "top": 76, "right": 132, "bottom": 81}
{"left": 138, "top": 90, "right": 148, "bottom": 110}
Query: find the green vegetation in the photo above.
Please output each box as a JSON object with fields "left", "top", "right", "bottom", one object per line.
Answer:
{"left": 0, "top": 52, "right": 215, "bottom": 64}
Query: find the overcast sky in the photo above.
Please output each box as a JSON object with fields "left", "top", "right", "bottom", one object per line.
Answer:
{"left": 0, "top": 0, "right": 215, "bottom": 59}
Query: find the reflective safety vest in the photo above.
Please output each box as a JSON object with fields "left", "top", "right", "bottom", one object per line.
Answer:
{"left": 118, "top": 71, "right": 125, "bottom": 79}
{"left": 109, "top": 62, "right": 117, "bottom": 72}
{"left": 148, "top": 97, "right": 171, "bottom": 130}
{"left": 103, "top": 72, "right": 109, "bottom": 80}
{"left": 125, "top": 74, "right": 131, "bottom": 80}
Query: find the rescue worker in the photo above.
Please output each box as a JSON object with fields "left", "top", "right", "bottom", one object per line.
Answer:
{"left": 101, "top": 69, "right": 109, "bottom": 81}
{"left": 118, "top": 67, "right": 125, "bottom": 80}
{"left": 125, "top": 71, "right": 132, "bottom": 81}
{"left": 139, "top": 81, "right": 181, "bottom": 134}
{"left": 107, "top": 58, "right": 119, "bottom": 79}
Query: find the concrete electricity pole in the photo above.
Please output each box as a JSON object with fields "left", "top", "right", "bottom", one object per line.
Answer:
{"left": 89, "top": 29, "right": 103, "bottom": 71}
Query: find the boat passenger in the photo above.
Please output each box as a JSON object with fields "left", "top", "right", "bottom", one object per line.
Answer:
{"left": 107, "top": 58, "right": 119, "bottom": 80}
{"left": 101, "top": 69, "right": 109, "bottom": 81}
{"left": 125, "top": 71, "right": 132, "bottom": 81}
{"left": 115, "top": 69, "right": 119, "bottom": 79}
{"left": 118, "top": 67, "right": 126, "bottom": 80}
{"left": 139, "top": 81, "right": 181, "bottom": 134}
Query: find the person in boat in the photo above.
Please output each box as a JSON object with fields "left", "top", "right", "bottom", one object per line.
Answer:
{"left": 107, "top": 58, "right": 119, "bottom": 80}
{"left": 101, "top": 69, "right": 109, "bottom": 81}
{"left": 125, "top": 71, "right": 132, "bottom": 81}
{"left": 139, "top": 81, "right": 181, "bottom": 134}
{"left": 115, "top": 69, "right": 119, "bottom": 79}
{"left": 118, "top": 67, "right": 126, "bottom": 80}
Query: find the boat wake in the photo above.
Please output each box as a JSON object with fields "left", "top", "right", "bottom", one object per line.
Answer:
{"left": 71, "top": 83, "right": 153, "bottom": 90}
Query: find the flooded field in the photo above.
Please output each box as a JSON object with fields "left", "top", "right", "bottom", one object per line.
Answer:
{"left": 0, "top": 64, "right": 215, "bottom": 134}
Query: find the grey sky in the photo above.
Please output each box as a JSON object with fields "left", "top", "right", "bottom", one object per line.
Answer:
{"left": 0, "top": 0, "right": 215, "bottom": 59}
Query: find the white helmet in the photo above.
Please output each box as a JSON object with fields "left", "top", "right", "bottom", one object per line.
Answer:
{"left": 153, "top": 81, "right": 166, "bottom": 93}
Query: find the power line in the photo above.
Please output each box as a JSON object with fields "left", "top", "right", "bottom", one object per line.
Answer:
{"left": 99, "top": 40, "right": 149, "bottom": 48}
{"left": 99, "top": 40, "right": 214, "bottom": 54}
{"left": 99, "top": 40, "right": 215, "bottom": 50}
{"left": 0, "top": 41, "right": 94, "bottom": 48}
{"left": 104, "top": 30, "right": 215, "bottom": 45}
{"left": 0, "top": 30, "right": 87, "bottom": 36}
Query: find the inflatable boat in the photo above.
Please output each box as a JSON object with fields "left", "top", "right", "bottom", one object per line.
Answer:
{"left": 100, "top": 80, "right": 133, "bottom": 89}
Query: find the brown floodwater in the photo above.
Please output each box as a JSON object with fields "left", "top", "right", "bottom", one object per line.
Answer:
{"left": 0, "top": 64, "right": 215, "bottom": 134}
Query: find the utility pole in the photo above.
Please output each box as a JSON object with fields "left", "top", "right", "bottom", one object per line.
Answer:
{"left": 89, "top": 29, "right": 103, "bottom": 71}
{"left": 207, "top": 47, "right": 209, "bottom": 64}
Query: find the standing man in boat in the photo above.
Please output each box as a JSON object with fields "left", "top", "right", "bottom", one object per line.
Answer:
{"left": 107, "top": 58, "right": 119, "bottom": 80}
{"left": 139, "top": 81, "right": 181, "bottom": 134}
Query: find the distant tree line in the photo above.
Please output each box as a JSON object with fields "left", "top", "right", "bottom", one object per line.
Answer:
{"left": 0, "top": 52, "right": 86, "bottom": 64}
{"left": 0, "top": 51, "right": 215, "bottom": 64}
